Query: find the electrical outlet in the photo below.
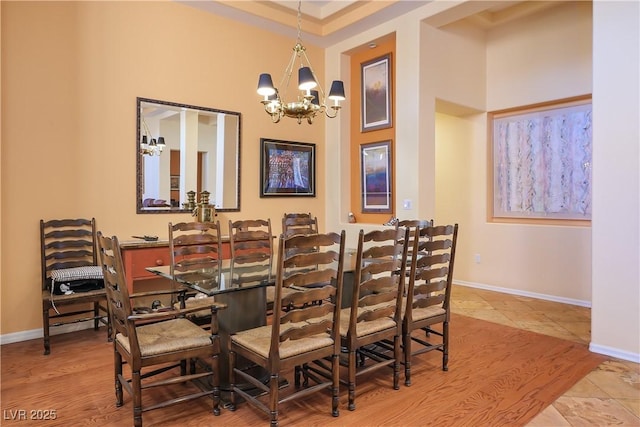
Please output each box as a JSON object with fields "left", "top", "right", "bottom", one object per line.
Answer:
{"left": 474, "top": 254, "right": 481, "bottom": 264}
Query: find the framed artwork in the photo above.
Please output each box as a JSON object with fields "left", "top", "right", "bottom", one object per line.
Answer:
{"left": 170, "top": 175, "right": 179, "bottom": 190}
{"left": 361, "top": 140, "right": 392, "bottom": 212}
{"left": 361, "top": 54, "right": 392, "bottom": 132}
{"left": 260, "top": 138, "right": 315, "bottom": 197}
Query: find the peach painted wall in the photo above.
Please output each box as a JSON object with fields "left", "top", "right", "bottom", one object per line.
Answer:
{"left": 435, "top": 2, "right": 593, "bottom": 302}
{"left": 1, "top": 1, "right": 326, "bottom": 335}
{"left": 325, "top": 1, "right": 639, "bottom": 360}
{"left": 326, "top": 2, "right": 592, "bottom": 303}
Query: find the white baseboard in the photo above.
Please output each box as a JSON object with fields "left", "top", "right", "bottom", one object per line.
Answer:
{"left": 456, "top": 280, "right": 640, "bottom": 363}
{"left": 454, "top": 280, "right": 591, "bottom": 308}
{"left": 589, "top": 343, "right": 640, "bottom": 364}
{"left": 0, "top": 322, "right": 101, "bottom": 346}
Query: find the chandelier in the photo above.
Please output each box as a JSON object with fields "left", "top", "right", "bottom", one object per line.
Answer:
{"left": 139, "top": 116, "right": 165, "bottom": 156}
{"left": 256, "top": 1, "right": 345, "bottom": 124}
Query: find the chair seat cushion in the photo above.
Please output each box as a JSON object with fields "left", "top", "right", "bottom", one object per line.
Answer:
{"left": 116, "top": 318, "right": 212, "bottom": 357}
{"left": 411, "top": 305, "right": 446, "bottom": 321}
{"left": 50, "top": 266, "right": 103, "bottom": 282}
{"left": 232, "top": 324, "right": 333, "bottom": 359}
{"left": 401, "top": 296, "right": 446, "bottom": 321}
{"left": 338, "top": 306, "right": 397, "bottom": 337}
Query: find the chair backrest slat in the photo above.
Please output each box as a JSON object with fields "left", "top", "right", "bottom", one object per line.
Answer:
{"left": 271, "top": 231, "right": 345, "bottom": 357}
{"left": 282, "top": 213, "right": 319, "bottom": 257}
{"left": 405, "top": 223, "right": 458, "bottom": 320}
{"left": 228, "top": 219, "right": 274, "bottom": 283}
{"left": 40, "top": 218, "right": 98, "bottom": 290}
{"left": 96, "top": 233, "right": 138, "bottom": 352}
{"left": 169, "top": 221, "right": 222, "bottom": 281}
{"left": 347, "top": 227, "right": 409, "bottom": 342}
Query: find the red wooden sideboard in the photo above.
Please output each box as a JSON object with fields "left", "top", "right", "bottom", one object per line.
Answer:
{"left": 119, "top": 238, "right": 232, "bottom": 292}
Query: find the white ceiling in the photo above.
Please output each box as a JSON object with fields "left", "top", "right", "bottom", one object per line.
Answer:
{"left": 178, "top": 0, "right": 430, "bottom": 47}
{"left": 178, "top": 1, "right": 565, "bottom": 48}
{"left": 271, "top": 1, "right": 359, "bottom": 20}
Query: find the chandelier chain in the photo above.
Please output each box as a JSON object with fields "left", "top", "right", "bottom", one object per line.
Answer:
{"left": 296, "top": 0, "right": 302, "bottom": 45}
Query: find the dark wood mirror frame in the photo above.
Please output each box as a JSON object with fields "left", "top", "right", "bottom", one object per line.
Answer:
{"left": 136, "top": 97, "right": 241, "bottom": 214}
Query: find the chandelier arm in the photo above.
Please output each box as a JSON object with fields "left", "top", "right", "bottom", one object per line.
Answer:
{"left": 324, "top": 106, "right": 339, "bottom": 119}
{"left": 141, "top": 117, "right": 153, "bottom": 140}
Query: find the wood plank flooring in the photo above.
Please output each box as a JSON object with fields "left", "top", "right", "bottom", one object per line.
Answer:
{"left": 1, "top": 313, "right": 606, "bottom": 426}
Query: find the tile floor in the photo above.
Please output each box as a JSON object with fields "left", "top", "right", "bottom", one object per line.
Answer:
{"left": 451, "top": 285, "right": 640, "bottom": 426}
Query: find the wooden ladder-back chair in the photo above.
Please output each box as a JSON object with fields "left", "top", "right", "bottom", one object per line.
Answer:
{"left": 169, "top": 221, "right": 223, "bottom": 322}
{"left": 396, "top": 219, "right": 433, "bottom": 261}
{"left": 228, "top": 231, "right": 346, "bottom": 427}
{"left": 228, "top": 219, "right": 273, "bottom": 268}
{"left": 97, "top": 232, "right": 226, "bottom": 427}
{"left": 228, "top": 219, "right": 277, "bottom": 311}
{"left": 303, "top": 226, "right": 409, "bottom": 410}
{"left": 282, "top": 212, "right": 319, "bottom": 258}
{"left": 40, "top": 218, "right": 109, "bottom": 355}
{"left": 403, "top": 223, "right": 458, "bottom": 386}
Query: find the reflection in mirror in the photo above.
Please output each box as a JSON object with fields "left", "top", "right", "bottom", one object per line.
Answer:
{"left": 136, "top": 98, "right": 241, "bottom": 213}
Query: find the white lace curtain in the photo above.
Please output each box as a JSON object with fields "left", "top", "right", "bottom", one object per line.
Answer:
{"left": 493, "top": 101, "right": 592, "bottom": 220}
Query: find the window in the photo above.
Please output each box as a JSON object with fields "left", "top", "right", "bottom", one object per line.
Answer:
{"left": 490, "top": 97, "right": 592, "bottom": 223}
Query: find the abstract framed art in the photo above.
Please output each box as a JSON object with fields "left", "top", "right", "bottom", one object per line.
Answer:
{"left": 260, "top": 138, "right": 315, "bottom": 197}
{"left": 361, "top": 54, "right": 392, "bottom": 132}
{"left": 361, "top": 140, "right": 392, "bottom": 212}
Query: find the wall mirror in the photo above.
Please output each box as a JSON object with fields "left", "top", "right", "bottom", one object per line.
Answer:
{"left": 136, "top": 97, "right": 241, "bottom": 214}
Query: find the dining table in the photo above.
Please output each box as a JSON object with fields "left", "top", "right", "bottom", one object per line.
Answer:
{"left": 146, "top": 252, "right": 358, "bottom": 390}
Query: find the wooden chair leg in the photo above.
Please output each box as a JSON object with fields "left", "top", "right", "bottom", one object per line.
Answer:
{"left": 393, "top": 335, "right": 400, "bottom": 390}
{"left": 132, "top": 371, "right": 142, "bottom": 427}
{"left": 294, "top": 365, "right": 302, "bottom": 388}
{"left": 107, "top": 309, "right": 113, "bottom": 341}
{"left": 403, "top": 330, "right": 412, "bottom": 387}
{"left": 211, "top": 354, "right": 221, "bottom": 416}
{"left": 348, "top": 349, "right": 356, "bottom": 411}
{"left": 93, "top": 301, "right": 100, "bottom": 330}
{"left": 442, "top": 320, "right": 449, "bottom": 371}
{"left": 114, "top": 350, "right": 123, "bottom": 407}
{"left": 269, "top": 373, "right": 279, "bottom": 427}
{"left": 331, "top": 353, "right": 340, "bottom": 417}
{"left": 228, "top": 350, "right": 237, "bottom": 411}
{"left": 42, "top": 303, "right": 50, "bottom": 355}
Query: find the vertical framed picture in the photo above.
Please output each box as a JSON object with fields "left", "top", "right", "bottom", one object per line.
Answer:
{"left": 361, "top": 54, "right": 392, "bottom": 132}
{"left": 260, "top": 138, "right": 315, "bottom": 197}
{"left": 361, "top": 140, "right": 392, "bottom": 212}
{"left": 170, "top": 175, "right": 179, "bottom": 190}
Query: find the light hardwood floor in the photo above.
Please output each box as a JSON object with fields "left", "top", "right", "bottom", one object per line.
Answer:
{"left": 451, "top": 285, "right": 640, "bottom": 426}
{"left": 1, "top": 285, "right": 637, "bottom": 426}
